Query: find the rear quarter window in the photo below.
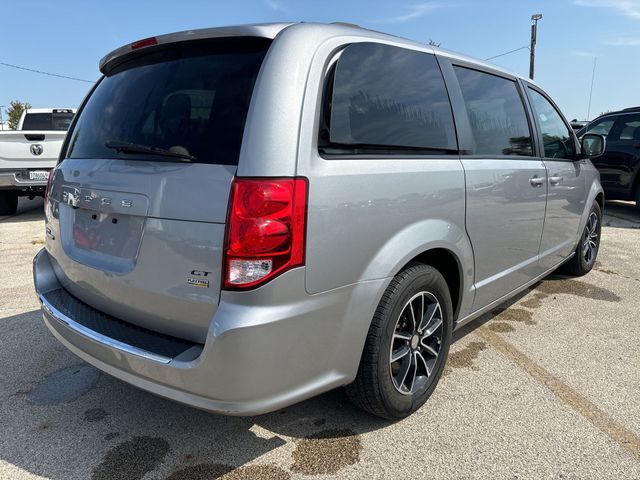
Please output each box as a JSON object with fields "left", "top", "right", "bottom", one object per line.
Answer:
{"left": 65, "top": 38, "right": 271, "bottom": 165}
{"left": 321, "top": 42, "right": 457, "bottom": 154}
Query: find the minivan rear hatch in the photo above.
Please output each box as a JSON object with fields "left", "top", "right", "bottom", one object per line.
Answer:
{"left": 46, "top": 37, "right": 271, "bottom": 343}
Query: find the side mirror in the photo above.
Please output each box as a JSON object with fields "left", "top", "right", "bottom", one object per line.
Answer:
{"left": 580, "top": 133, "right": 606, "bottom": 158}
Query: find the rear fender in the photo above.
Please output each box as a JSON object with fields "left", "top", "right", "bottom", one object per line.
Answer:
{"left": 361, "top": 219, "right": 475, "bottom": 322}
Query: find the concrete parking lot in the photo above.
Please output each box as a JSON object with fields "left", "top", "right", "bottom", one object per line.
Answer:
{"left": 1, "top": 198, "right": 639, "bottom": 479}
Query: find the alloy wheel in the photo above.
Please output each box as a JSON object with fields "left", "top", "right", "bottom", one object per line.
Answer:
{"left": 389, "top": 291, "right": 443, "bottom": 395}
{"left": 582, "top": 211, "right": 599, "bottom": 264}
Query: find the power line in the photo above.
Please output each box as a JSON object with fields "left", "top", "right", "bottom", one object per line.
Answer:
{"left": 484, "top": 45, "right": 530, "bottom": 61}
{"left": 0, "top": 61, "right": 94, "bottom": 83}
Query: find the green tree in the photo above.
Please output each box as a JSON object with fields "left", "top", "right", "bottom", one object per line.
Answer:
{"left": 6, "top": 100, "right": 32, "bottom": 130}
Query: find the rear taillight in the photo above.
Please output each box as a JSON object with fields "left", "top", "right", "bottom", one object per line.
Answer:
{"left": 223, "top": 177, "right": 308, "bottom": 290}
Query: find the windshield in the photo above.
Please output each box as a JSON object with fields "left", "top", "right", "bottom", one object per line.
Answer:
{"left": 22, "top": 111, "right": 74, "bottom": 131}
{"left": 65, "top": 38, "right": 271, "bottom": 165}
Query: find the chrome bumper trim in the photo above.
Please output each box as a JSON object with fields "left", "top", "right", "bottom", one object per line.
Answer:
{"left": 39, "top": 293, "right": 172, "bottom": 364}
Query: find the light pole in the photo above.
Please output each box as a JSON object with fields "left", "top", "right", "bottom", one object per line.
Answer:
{"left": 0, "top": 106, "right": 5, "bottom": 130}
{"left": 529, "top": 14, "right": 542, "bottom": 80}
{"left": 587, "top": 57, "right": 597, "bottom": 120}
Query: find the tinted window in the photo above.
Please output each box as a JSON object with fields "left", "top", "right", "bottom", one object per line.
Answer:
{"left": 326, "top": 43, "right": 457, "bottom": 153}
{"left": 585, "top": 118, "right": 615, "bottom": 137}
{"left": 22, "top": 112, "right": 74, "bottom": 131}
{"left": 66, "top": 39, "right": 270, "bottom": 165}
{"left": 608, "top": 114, "right": 640, "bottom": 141}
{"left": 528, "top": 88, "right": 575, "bottom": 160}
{"left": 454, "top": 67, "right": 533, "bottom": 156}
{"left": 619, "top": 122, "right": 640, "bottom": 139}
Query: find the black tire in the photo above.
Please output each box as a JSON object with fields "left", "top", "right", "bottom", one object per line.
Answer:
{"left": 346, "top": 263, "right": 453, "bottom": 419}
{"left": 0, "top": 191, "right": 18, "bottom": 216}
{"left": 562, "top": 201, "right": 602, "bottom": 276}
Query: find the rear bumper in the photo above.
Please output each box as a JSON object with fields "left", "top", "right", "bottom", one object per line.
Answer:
{"left": 0, "top": 169, "right": 50, "bottom": 189}
{"left": 33, "top": 248, "right": 387, "bottom": 415}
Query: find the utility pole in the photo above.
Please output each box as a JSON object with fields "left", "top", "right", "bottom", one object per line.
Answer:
{"left": 0, "top": 106, "right": 5, "bottom": 131}
{"left": 529, "top": 14, "right": 542, "bottom": 80}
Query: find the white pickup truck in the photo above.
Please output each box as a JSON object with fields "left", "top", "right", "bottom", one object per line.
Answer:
{"left": 0, "top": 108, "right": 75, "bottom": 214}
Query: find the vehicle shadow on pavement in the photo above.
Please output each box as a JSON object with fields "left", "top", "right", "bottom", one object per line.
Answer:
{"left": 0, "top": 309, "right": 389, "bottom": 480}
{"left": 0, "top": 198, "right": 44, "bottom": 224}
{"left": 451, "top": 270, "right": 616, "bottom": 342}
{"left": 603, "top": 201, "right": 640, "bottom": 229}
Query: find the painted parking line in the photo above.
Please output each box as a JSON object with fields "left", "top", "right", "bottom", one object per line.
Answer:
{"left": 475, "top": 325, "right": 640, "bottom": 462}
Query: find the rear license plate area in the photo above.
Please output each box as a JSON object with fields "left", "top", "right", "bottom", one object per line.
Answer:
{"left": 71, "top": 208, "right": 143, "bottom": 259}
{"left": 58, "top": 186, "right": 149, "bottom": 272}
{"left": 29, "top": 170, "right": 50, "bottom": 181}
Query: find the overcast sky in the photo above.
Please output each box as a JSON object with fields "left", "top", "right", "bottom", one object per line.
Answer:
{"left": 1, "top": 0, "right": 638, "bottom": 121}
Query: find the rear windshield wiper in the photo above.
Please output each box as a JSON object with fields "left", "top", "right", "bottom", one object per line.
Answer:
{"left": 104, "top": 140, "right": 197, "bottom": 162}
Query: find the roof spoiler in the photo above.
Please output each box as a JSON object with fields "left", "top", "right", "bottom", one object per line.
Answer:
{"left": 99, "top": 23, "right": 295, "bottom": 74}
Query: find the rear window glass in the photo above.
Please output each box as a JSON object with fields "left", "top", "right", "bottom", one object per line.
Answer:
{"left": 66, "top": 38, "right": 270, "bottom": 165}
{"left": 324, "top": 42, "right": 457, "bottom": 154}
{"left": 22, "top": 112, "right": 74, "bottom": 131}
{"left": 454, "top": 66, "right": 533, "bottom": 157}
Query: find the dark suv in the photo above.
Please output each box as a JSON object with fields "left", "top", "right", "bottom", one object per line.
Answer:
{"left": 578, "top": 107, "right": 640, "bottom": 208}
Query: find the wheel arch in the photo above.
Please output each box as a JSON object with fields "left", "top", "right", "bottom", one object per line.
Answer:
{"left": 631, "top": 166, "right": 640, "bottom": 201}
{"left": 573, "top": 181, "right": 605, "bottom": 253}
{"left": 595, "top": 191, "right": 604, "bottom": 212}
{"left": 397, "top": 248, "right": 463, "bottom": 321}
{"left": 358, "top": 218, "right": 474, "bottom": 323}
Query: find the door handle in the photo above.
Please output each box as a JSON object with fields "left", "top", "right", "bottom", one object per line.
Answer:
{"left": 529, "top": 176, "right": 545, "bottom": 187}
{"left": 549, "top": 175, "right": 563, "bottom": 185}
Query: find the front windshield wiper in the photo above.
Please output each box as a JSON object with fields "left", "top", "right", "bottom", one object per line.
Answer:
{"left": 104, "top": 140, "right": 197, "bottom": 162}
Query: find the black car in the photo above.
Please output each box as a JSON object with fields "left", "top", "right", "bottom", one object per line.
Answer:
{"left": 578, "top": 107, "right": 640, "bottom": 209}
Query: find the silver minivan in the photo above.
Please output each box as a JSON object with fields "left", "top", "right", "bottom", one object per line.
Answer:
{"left": 33, "top": 22, "right": 605, "bottom": 419}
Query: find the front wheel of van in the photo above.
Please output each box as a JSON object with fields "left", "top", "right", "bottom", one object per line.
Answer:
{"left": 346, "top": 263, "right": 452, "bottom": 419}
{"left": 562, "top": 201, "right": 602, "bottom": 276}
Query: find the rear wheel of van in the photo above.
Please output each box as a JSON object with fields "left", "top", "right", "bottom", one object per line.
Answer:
{"left": 0, "top": 191, "right": 18, "bottom": 216}
{"left": 561, "top": 201, "right": 602, "bottom": 276}
{"left": 346, "top": 263, "right": 452, "bottom": 419}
